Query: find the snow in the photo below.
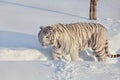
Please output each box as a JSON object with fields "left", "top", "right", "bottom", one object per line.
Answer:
{"left": 0, "top": 61, "right": 120, "bottom": 80}
{"left": 0, "top": 0, "right": 120, "bottom": 80}
{"left": 0, "top": 48, "right": 47, "bottom": 61}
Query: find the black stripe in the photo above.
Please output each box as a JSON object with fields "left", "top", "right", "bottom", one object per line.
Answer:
{"left": 95, "top": 47, "right": 105, "bottom": 54}
{"left": 92, "top": 34, "right": 97, "bottom": 48}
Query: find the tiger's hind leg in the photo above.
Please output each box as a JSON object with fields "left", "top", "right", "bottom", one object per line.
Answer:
{"left": 92, "top": 44, "right": 107, "bottom": 62}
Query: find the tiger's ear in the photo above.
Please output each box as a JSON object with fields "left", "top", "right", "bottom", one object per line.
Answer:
{"left": 47, "top": 26, "right": 54, "bottom": 30}
{"left": 47, "top": 26, "right": 56, "bottom": 33}
{"left": 40, "top": 26, "right": 44, "bottom": 29}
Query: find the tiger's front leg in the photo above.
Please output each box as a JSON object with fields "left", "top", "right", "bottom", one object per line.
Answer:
{"left": 53, "top": 48, "right": 63, "bottom": 60}
{"left": 70, "top": 48, "right": 80, "bottom": 61}
{"left": 53, "top": 52, "right": 62, "bottom": 60}
{"left": 70, "top": 52, "right": 80, "bottom": 61}
{"left": 53, "top": 48, "right": 70, "bottom": 60}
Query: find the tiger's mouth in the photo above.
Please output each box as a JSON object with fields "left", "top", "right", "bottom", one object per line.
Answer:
{"left": 41, "top": 42, "right": 51, "bottom": 48}
{"left": 41, "top": 42, "right": 54, "bottom": 48}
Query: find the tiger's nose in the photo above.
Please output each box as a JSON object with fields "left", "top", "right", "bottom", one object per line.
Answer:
{"left": 42, "top": 42, "right": 44, "bottom": 44}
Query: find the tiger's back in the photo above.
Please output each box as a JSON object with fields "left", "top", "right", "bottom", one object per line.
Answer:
{"left": 58, "top": 23, "right": 108, "bottom": 61}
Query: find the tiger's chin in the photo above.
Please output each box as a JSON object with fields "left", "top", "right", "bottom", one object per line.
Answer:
{"left": 42, "top": 46, "right": 47, "bottom": 48}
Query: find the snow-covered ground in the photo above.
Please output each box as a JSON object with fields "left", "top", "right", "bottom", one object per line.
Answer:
{"left": 0, "top": 0, "right": 120, "bottom": 80}
{"left": 0, "top": 61, "right": 120, "bottom": 80}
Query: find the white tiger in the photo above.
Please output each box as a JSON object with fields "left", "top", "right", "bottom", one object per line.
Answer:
{"left": 38, "top": 22, "right": 120, "bottom": 61}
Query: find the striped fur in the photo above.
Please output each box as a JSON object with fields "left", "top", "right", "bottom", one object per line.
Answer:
{"left": 38, "top": 22, "right": 120, "bottom": 61}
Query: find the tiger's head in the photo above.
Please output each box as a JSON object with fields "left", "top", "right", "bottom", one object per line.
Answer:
{"left": 38, "top": 26, "right": 55, "bottom": 47}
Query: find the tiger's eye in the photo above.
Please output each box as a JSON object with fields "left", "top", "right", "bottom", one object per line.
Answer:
{"left": 46, "top": 36, "right": 49, "bottom": 38}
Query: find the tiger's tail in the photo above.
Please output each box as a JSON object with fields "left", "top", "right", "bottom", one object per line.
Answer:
{"left": 105, "top": 40, "right": 120, "bottom": 58}
{"left": 107, "top": 54, "right": 120, "bottom": 58}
